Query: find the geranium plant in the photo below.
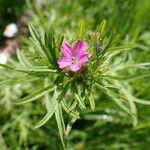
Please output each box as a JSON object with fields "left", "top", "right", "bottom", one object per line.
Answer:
{"left": 0, "top": 20, "right": 150, "bottom": 149}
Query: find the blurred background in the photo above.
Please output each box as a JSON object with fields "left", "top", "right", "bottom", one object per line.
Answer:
{"left": 0, "top": 0, "right": 150, "bottom": 149}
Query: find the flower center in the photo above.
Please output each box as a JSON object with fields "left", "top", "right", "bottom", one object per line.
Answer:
{"left": 71, "top": 57, "right": 79, "bottom": 64}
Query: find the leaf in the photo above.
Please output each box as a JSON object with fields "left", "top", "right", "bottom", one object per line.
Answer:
{"left": 69, "top": 100, "right": 78, "bottom": 111}
{"left": 100, "top": 33, "right": 115, "bottom": 57}
{"left": 107, "top": 63, "right": 150, "bottom": 73}
{"left": 0, "top": 63, "right": 14, "bottom": 70}
{"left": 28, "top": 25, "right": 52, "bottom": 64}
{"left": 57, "top": 34, "right": 64, "bottom": 52}
{"left": 61, "top": 100, "right": 79, "bottom": 118}
{"left": 104, "top": 73, "right": 150, "bottom": 81}
{"left": 96, "top": 82, "right": 134, "bottom": 116}
{"left": 46, "top": 27, "right": 57, "bottom": 63}
{"left": 55, "top": 102, "right": 66, "bottom": 149}
{"left": 75, "top": 93, "right": 86, "bottom": 109}
{"left": 34, "top": 87, "right": 58, "bottom": 129}
{"left": 0, "top": 63, "right": 57, "bottom": 74}
{"left": 124, "top": 95, "right": 137, "bottom": 126}
{"left": 0, "top": 78, "right": 13, "bottom": 85}
{"left": 28, "top": 25, "right": 39, "bottom": 42}
{"left": 99, "top": 19, "right": 107, "bottom": 36}
{"left": 15, "top": 67, "right": 57, "bottom": 73}
{"left": 135, "top": 62, "right": 150, "bottom": 68}
{"left": 0, "top": 75, "right": 29, "bottom": 85}
{"left": 34, "top": 106, "right": 56, "bottom": 129}
{"left": 0, "top": 132, "right": 7, "bottom": 150}
{"left": 116, "top": 83, "right": 137, "bottom": 126}
{"left": 109, "top": 45, "right": 137, "bottom": 51}
{"left": 16, "top": 85, "right": 56, "bottom": 105}
{"left": 16, "top": 49, "right": 32, "bottom": 67}
{"left": 133, "top": 98, "right": 150, "bottom": 105}
{"left": 65, "top": 117, "right": 77, "bottom": 137}
{"left": 88, "top": 94, "right": 95, "bottom": 111}
{"left": 78, "top": 21, "right": 85, "bottom": 39}
{"left": 59, "top": 103, "right": 65, "bottom": 132}
{"left": 57, "top": 81, "right": 71, "bottom": 101}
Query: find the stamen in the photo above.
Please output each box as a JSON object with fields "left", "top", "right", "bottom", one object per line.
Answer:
{"left": 71, "top": 57, "right": 79, "bottom": 64}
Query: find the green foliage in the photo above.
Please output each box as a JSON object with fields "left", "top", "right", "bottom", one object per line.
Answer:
{"left": 1, "top": 21, "right": 150, "bottom": 149}
{"left": 0, "top": 0, "right": 150, "bottom": 149}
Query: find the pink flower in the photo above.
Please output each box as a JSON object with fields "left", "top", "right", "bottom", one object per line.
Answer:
{"left": 57, "top": 40, "right": 92, "bottom": 72}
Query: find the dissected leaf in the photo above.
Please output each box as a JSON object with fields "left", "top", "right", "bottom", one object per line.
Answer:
{"left": 88, "top": 94, "right": 95, "bottom": 111}
{"left": 75, "top": 93, "right": 86, "bottom": 109}
{"left": 34, "top": 106, "right": 56, "bottom": 129}
{"left": 16, "top": 85, "right": 56, "bottom": 105}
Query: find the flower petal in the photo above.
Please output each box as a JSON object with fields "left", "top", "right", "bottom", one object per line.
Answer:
{"left": 69, "top": 64, "right": 81, "bottom": 72}
{"left": 74, "top": 40, "right": 88, "bottom": 56}
{"left": 79, "top": 56, "right": 89, "bottom": 64}
{"left": 86, "top": 52, "right": 92, "bottom": 58}
{"left": 57, "top": 57, "right": 71, "bottom": 68}
{"left": 61, "top": 42, "right": 73, "bottom": 57}
{"left": 79, "top": 52, "right": 92, "bottom": 64}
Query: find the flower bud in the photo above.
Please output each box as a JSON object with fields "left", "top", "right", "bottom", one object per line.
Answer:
{"left": 95, "top": 43, "right": 103, "bottom": 52}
